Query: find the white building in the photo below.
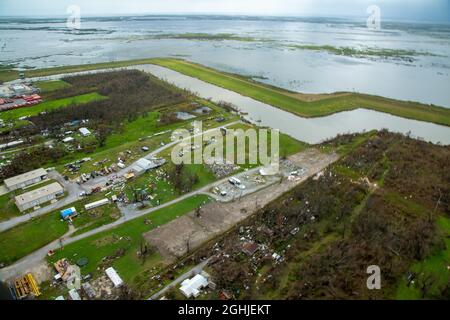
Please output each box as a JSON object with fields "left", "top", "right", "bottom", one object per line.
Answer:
{"left": 105, "top": 267, "right": 124, "bottom": 288}
{"left": 4, "top": 168, "right": 48, "bottom": 191}
{"left": 62, "top": 137, "right": 75, "bottom": 143}
{"left": 131, "top": 158, "right": 166, "bottom": 175}
{"left": 0, "top": 139, "right": 24, "bottom": 151}
{"left": 85, "top": 198, "right": 109, "bottom": 210}
{"left": 180, "top": 274, "right": 208, "bottom": 298}
{"left": 68, "top": 289, "right": 81, "bottom": 300}
{"left": 15, "top": 182, "right": 64, "bottom": 212}
{"left": 79, "top": 127, "right": 91, "bottom": 137}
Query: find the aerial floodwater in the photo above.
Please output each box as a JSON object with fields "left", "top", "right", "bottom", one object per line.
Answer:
{"left": 1, "top": 15, "right": 449, "bottom": 106}
{"left": 135, "top": 64, "right": 450, "bottom": 145}
{"left": 13, "top": 63, "right": 450, "bottom": 145}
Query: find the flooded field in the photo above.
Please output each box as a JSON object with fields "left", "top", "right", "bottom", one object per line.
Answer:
{"left": 1, "top": 16, "right": 449, "bottom": 106}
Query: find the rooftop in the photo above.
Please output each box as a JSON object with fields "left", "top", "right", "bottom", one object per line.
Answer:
{"left": 15, "top": 182, "right": 64, "bottom": 206}
{"left": 4, "top": 168, "right": 47, "bottom": 188}
{"left": 180, "top": 274, "right": 208, "bottom": 298}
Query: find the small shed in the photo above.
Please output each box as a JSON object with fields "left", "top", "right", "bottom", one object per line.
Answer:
{"left": 79, "top": 127, "right": 91, "bottom": 137}
{"left": 60, "top": 207, "right": 77, "bottom": 220}
{"left": 68, "top": 288, "right": 81, "bottom": 300}
{"left": 63, "top": 137, "right": 75, "bottom": 143}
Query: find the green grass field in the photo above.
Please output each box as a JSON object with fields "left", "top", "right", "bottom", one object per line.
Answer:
{"left": 1, "top": 92, "right": 106, "bottom": 120}
{"left": 395, "top": 216, "right": 450, "bottom": 299}
{"left": 0, "top": 192, "right": 21, "bottom": 222}
{"left": 48, "top": 195, "right": 211, "bottom": 282}
{"left": 0, "top": 192, "right": 123, "bottom": 266}
{"left": 0, "top": 211, "right": 69, "bottom": 266}
{"left": 35, "top": 80, "right": 71, "bottom": 93}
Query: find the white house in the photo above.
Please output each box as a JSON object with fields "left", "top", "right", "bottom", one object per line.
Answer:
{"left": 79, "top": 127, "right": 91, "bottom": 137}
{"left": 105, "top": 267, "right": 123, "bottom": 288}
{"left": 180, "top": 274, "right": 208, "bottom": 298}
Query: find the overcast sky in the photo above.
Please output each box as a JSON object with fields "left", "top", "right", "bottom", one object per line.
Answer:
{"left": 0, "top": 0, "right": 449, "bottom": 22}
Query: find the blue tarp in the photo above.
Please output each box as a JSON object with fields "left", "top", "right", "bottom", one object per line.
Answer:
{"left": 60, "top": 207, "right": 76, "bottom": 219}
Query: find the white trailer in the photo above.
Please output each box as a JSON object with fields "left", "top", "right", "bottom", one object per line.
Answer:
{"left": 84, "top": 198, "right": 109, "bottom": 210}
{"left": 105, "top": 267, "right": 123, "bottom": 288}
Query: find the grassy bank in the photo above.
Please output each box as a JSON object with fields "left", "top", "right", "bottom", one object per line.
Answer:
{"left": 150, "top": 58, "right": 450, "bottom": 127}
{"left": 2, "top": 58, "right": 448, "bottom": 126}
{"left": 0, "top": 58, "right": 163, "bottom": 83}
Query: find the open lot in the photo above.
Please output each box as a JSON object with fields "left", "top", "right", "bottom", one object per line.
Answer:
{"left": 144, "top": 149, "right": 338, "bottom": 261}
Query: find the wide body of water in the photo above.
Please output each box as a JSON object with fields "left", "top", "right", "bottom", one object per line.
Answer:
{"left": 135, "top": 64, "right": 450, "bottom": 145}
{"left": 11, "top": 64, "right": 450, "bottom": 145}
{"left": 1, "top": 15, "right": 450, "bottom": 106}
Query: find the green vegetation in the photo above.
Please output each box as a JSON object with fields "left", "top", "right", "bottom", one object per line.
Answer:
{"left": 0, "top": 192, "right": 21, "bottom": 222}
{"left": 3, "top": 57, "right": 446, "bottom": 125}
{"left": 1, "top": 92, "right": 106, "bottom": 121}
{"left": 70, "top": 197, "right": 122, "bottom": 237}
{"left": 48, "top": 195, "right": 211, "bottom": 283}
{"left": 156, "top": 33, "right": 256, "bottom": 42}
{"left": 2, "top": 57, "right": 449, "bottom": 126}
{"left": 150, "top": 58, "right": 450, "bottom": 126}
{"left": 395, "top": 216, "right": 450, "bottom": 299}
{"left": 193, "top": 131, "right": 450, "bottom": 300}
{"left": 0, "top": 191, "right": 123, "bottom": 265}
{"left": 288, "top": 44, "right": 436, "bottom": 60}
{"left": 35, "top": 80, "right": 71, "bottom": 93}
{"left": 0, "top": 211, "right": 69, "bottom": 266}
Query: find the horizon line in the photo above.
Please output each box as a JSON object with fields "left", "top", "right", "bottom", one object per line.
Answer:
{"left": 0, "top": 12, "right": 448, "bottom": 25}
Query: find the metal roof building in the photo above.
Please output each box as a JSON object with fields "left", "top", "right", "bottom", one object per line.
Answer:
{"left": 4, "top": 168, "right": 48, "bottom": 191}
{"left": 105, "top": 267, "right": 124, "bottom": 288}
{"left": 79, "top": 127, "right": 91, "bottom": 137}
{"left": 131, "top": 158, "right": 166, "bottom": 175}
{"left": 180, "top": 274, "right": 208, "bottom": 298}
{"left": 15, "top": 182, "right": 64, "bottom": 212}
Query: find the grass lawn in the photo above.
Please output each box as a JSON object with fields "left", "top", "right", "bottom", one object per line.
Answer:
{"left": 47, "top": 195, "right": 212, "bottom": 283}
{"left": 150, "top": 58, "right": 450, "bottom": 126}
{"left": 35, "top": 80, "right": 71, "bottom": 93}
{"left": 0, "top": 210, "right": 69, "bottom": 266}
{"left": 395, "top": 215, "right": 450, "bottom": 299}
{"left": 0, "top": 192, "right": 21, "bottom": 222}
{"left": 1, "top": 92, "right": 106, "bottom": 121}
{"left": 0, "top": 189, "right": 124, "bottom": 265}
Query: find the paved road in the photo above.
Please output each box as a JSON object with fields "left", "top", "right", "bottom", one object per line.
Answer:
{"left": 82, "top": 121, "right": 239, "bottom": 189}
{"left": 0, "top": 121, "right": 239, "bottom": 233}
{"left": 0, "top": 161, "right": 275, "bottom": 282}
{"left": 0, "top": 171, "right": 85, "bottom": 233}
{"left": 149, "top": 258, "right": 212, "bottom": 300}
